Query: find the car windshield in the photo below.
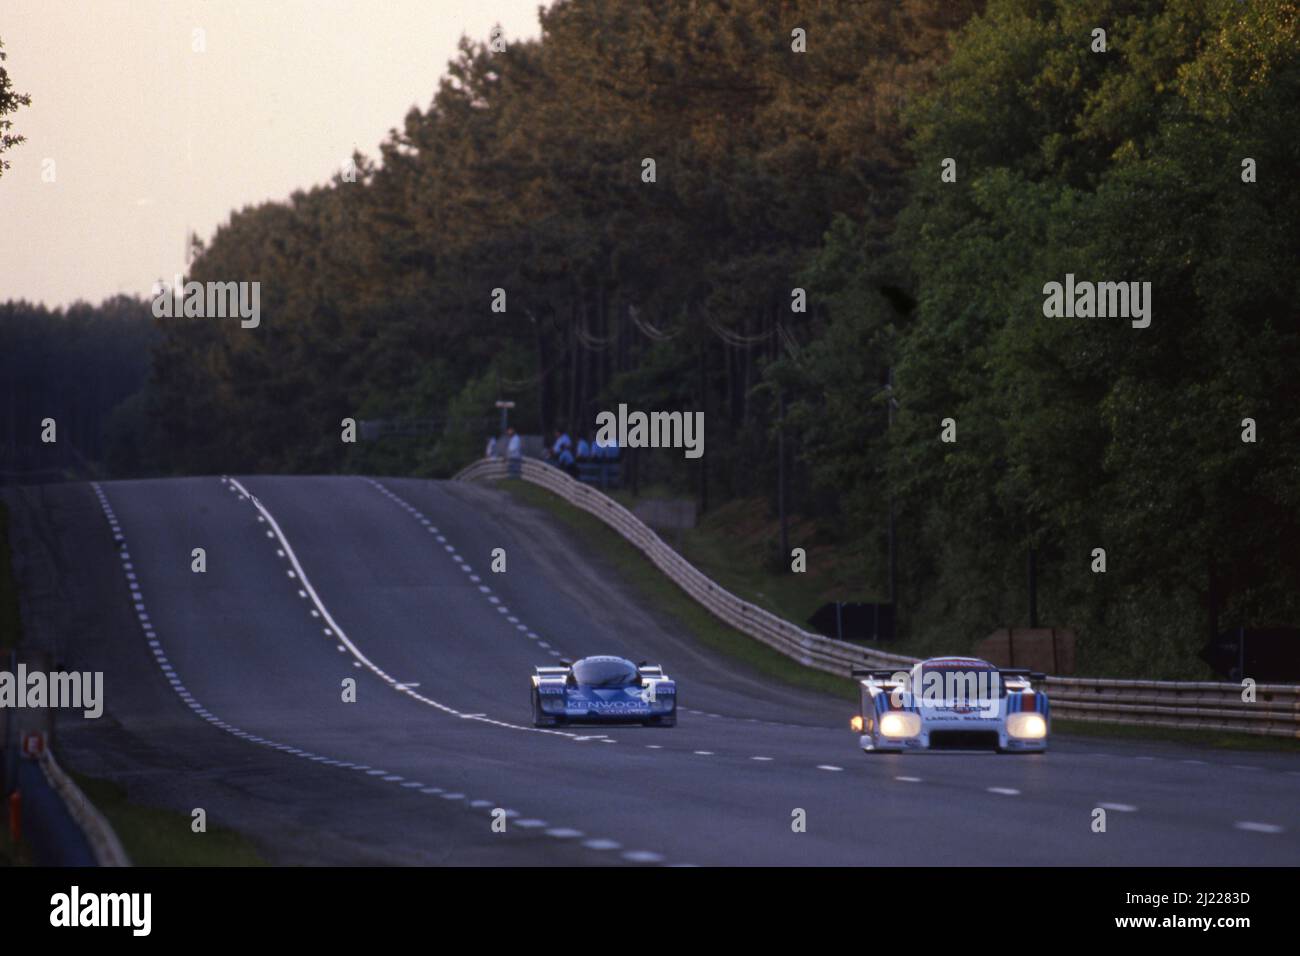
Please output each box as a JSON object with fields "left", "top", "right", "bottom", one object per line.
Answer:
{"left": 915, "top": 666, "right": 1005, "bottom": 702}
{"left": 572, "top": 658, "right": 638, "bottom": 687}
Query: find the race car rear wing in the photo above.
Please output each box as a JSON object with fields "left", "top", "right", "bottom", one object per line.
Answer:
{"left": 850, "top": 666, "right": 1045, "bottom": 681}
{"left": 637, "top": 664, "right": 665, "bottom": 677}
{"left": 998, "top": 668, "right": 1047, "bottom": 681}
{"left": 851, "top": 668, "right": 908, "bottom": 680}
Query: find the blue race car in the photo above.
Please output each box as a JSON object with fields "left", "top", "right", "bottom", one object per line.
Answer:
{"left": 531, "top": 655, "right": 677, "bottom": 727}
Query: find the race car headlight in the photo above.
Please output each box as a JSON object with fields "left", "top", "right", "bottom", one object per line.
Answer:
{"left": 878, "top": 712, "right": 921, "bottom": 738}
{"left": 850, "top": 715, "right": 864, "bottom": 733}
{"left": 1006, "top": 712, "right": 1047, "bottom": 739}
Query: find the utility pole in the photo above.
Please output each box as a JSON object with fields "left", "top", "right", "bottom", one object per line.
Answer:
{"left": 698, "top": 343, "right": 709, "bottom": 514}
{"left": 1028, "top": 547, "right": 1038, "bottom": 628}
{"left": 777, "top": 388, "right": 789, "bottom": 564}
{"left": 885, "top": 368, "right": 898, "bottom": 630}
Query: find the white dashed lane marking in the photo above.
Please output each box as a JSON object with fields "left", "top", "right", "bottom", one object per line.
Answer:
{"left": 367, "top": 478, "right": 577, "bottom": 670}
{"left": 621, "top": 850, "right": 665, "bottom": 863}
{"left": 1235, "top": 821, "right": 1284, "bottom": 834}
{"left": 987, "top": 787, "right": 1020, "bottom": 796}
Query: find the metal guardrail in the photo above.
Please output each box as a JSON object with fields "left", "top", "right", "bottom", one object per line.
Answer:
{"left": 38, "top": 748, "right": 131, "bottom": 866}
{"left": 456, "top": 456, "right": 1300, "bottom": 738}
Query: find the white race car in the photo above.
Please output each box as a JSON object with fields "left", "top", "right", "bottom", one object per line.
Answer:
{"left": 850, "top": 656, "right": 1049, "bottom": 753}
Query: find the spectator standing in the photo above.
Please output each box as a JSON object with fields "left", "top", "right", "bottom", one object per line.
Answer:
{"left": 552, "top": 429, "right": 572, "bottom": 458}
{"left": 506, "top": 426, "right": 522, "bottom": 477}
{"left": 557, "top": 445, "right": 577, "bottom": 478}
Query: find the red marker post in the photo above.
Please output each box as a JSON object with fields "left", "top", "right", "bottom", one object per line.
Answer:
{"left": 7, "top": 790, "right": 19, "bottom": 845}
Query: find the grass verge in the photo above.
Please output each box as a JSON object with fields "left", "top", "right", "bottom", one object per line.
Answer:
{"left": 69, "top": 771, "right": 267, "bottom": 866}
{"left": 1050, "top": 718, "right": 1300, "bottom": 753}
{"left": 2, "top": 769, "right": 266, "bottom": 867}
{"left": 607, "top": 490, "right": 876, "bottom": 628}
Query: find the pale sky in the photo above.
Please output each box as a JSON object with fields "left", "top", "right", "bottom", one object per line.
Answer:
{"left": 0, "top": 0, "right": 544, "bottom": 309}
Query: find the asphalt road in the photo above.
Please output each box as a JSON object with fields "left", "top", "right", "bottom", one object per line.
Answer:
{"left": 16, "top": 475, "right": 1300, "bottom": 865}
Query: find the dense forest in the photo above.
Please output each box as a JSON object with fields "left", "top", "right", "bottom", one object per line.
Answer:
{"left": 4, "top": 1, "right": 1298, "bottom": 675}
{"left": 0, "top": 298, "right": 157, "bottom": 479}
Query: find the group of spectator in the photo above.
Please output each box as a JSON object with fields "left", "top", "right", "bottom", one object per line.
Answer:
{"left": 484, "top": 425, "right": 620, "bottom": 480}
{"left": 544, "top": 428, "right": 620, "bottom": 478}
